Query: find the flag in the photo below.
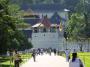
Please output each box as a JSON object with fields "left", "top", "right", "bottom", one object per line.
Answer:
{"left": 59, "top": 23, "right": 63, "bottom": 31}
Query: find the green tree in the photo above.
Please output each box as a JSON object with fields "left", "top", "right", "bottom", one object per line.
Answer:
{"left": 75, "top": 0, "right": 90, "bottom": 38}
{"left": 66, "top": 13, "right": 86, "bottom": 40}
{"left": 14, "top": 30, "right": 33, "bottom": 50}
{"left": 0, "top": 0, "right": 32, "bottom": 54}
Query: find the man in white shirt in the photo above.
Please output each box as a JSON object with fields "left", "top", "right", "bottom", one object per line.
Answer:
{"left": 65, "top": 49, "right": 70, "bottom": 62}
{"left": 69, "top": 52, "right": 84, "bottom": 67}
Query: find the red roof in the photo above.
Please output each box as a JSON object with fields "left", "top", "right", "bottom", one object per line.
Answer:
{"left": 41, "top": 16, "right": 51, "bottom": 28}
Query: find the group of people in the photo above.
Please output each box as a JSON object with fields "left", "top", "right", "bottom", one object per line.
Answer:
{"left": 65, "top": 49, "right": 84, "bottom": 67}
{"left": 31, "top": 48, "right": 85, "bottom": 67}
{"left": 31, "top": 48, "right": 58, "bottom": 62}
{"left": 31, "top": 48, "right": 58, "bottom": 56}
{"left": 6, "top": 48, "right": 85, "bottom": 67}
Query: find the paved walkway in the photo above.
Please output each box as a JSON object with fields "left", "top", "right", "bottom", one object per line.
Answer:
{"left": 20, "top": 53, "right": 69, "bottom": 67}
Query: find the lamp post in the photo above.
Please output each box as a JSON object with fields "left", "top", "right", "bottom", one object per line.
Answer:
{"left": 64, "top": 8, "right": 70, "bottom": 23}
{"left": 63, "top": 8, "right": 70, "bottom": 32}
{"left": 63, "top": 9, "right": 70, "bottom": 50}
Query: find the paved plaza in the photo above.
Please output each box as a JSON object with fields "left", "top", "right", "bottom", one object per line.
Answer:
{"left": 20, "top": 53, "right": 69, "bottom": 67}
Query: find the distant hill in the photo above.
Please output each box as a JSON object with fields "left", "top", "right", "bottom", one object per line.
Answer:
{"left": 10, "top": 0, "right": 80, "bottom": 11}
{"left": 11, "top": 0, "right": 63, "bottom": 4}
{"left": 20, "top": 4, "right": 64, "bottom": 12}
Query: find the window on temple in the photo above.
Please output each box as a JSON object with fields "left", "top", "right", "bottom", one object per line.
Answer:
{"left": 43, "top": 28, "right": 46, "bottom": 32}
{"left": 34, "top": 27, "right": 38, "bottom": 33}
{"left": 50, "top": 27, "right": 56, "bottom": 32}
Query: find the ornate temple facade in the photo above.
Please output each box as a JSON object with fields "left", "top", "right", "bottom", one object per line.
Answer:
{"left": 31, "top": 15, "right": 64, "bottom": 50}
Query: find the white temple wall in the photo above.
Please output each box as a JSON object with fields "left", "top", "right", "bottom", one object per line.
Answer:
{"left": 31, "top": 32, "right": 63, "bottom": 50}
{"left": 31, "top": 32, "right": 90, "bottom": 52}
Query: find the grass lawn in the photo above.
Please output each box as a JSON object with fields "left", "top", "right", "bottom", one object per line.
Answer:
{"left": 61, "top": 52, "right": 90, "bottom": 67}
{"left": 0, "top": 56, "right": 14, "bottom": 67}
{"left": 0, "top": 53, "right": 32, "bottom": 67}
{"left": 78, "top": 52, "right": 90, "bottom": 67}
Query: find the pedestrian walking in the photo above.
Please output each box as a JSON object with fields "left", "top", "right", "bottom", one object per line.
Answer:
{"left": 6, "top": 50, "right": 10, "bottom": 56}
{"left": 69, "top": 52, "right": 84, "bottom": 67}
{"left": 32, "top": 50, "right": 36, "bottom": 62}
{"left": 12, "top": 50, "right": 22, "bottom": 67}
{"left": 53, "top": 49, "right": 57, "bottom": 55}
{"left": 65, "top": 49, "right": 70, "bottom": 62}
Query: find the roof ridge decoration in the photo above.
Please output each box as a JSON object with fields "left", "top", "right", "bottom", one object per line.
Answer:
{"left": 41, "top": 15, "right": 51, "bottom": 28}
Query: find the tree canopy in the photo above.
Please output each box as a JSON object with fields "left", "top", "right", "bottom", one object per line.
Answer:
{"left": 66, "top": 0, "right": 90, "bottom": 40}
{"left": 0, "top": 0, "right": 32, "bottom": 54}
{"left": 67, "top": 13, "right": 86, "bottom": 39}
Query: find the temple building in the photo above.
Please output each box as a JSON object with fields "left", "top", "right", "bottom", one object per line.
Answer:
{"left": 17, "top": 7, "right": 66, "bottom": 50}
{"left": 17, "top": 6, "right": 68, "bottom": 50}
{"left": 31, "top": 15, "right": 64, "bottom": 50}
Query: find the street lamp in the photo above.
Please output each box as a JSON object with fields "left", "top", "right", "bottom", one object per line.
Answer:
{"left": 64, "top": 9, "right": 70, "bottom": 20}
{"left": 64, "top": 9, "right": 70, "bottom": 12}
{"left": 64, "top": 9, "right": 70, "bottom": 28}
{"left": 63, "top": 9, "right": 70, "bottom": 50}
